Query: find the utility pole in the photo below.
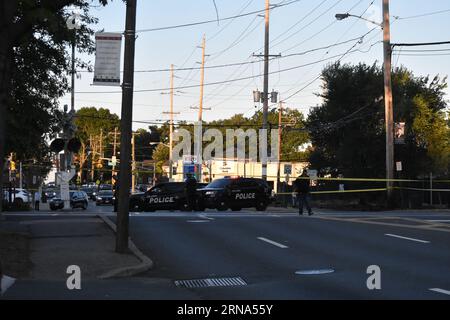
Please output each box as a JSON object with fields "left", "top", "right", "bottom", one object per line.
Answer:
{"left": 71, "top": 31, "right": 76, "bottom": 116}
{"left": 276, "top": 101, "right": 283, "bottom": 190}
{"left": 19, "top": 161, "right": 22, "bottom": 189}
{"left": 116, "top": 0, "right": 137, "bottom": 254}
{"left": 383, "top": 0, "right": 394, "bottom": 202}
{"left": 100, "top": 129, "right": 104, "bottom": 159}
{"left": 196, "top": 35, "right": 206, "bottom": 181}
{"left": 262, "top": 0, "right": 270, "bottom": 181}
{"left": 198, "top": 35, "right": 206, "bottom": 123}
{"left": 162, "top": 65, "right": 181, "bottom": 181}
{"left": 90, "top": 134, "right": 95, "bottom": 181}
{"left": 169, "top": 64, "right": 174, "bottom": 180}
{"left": 112, "top": 127, "right": 118, "bottom": 181}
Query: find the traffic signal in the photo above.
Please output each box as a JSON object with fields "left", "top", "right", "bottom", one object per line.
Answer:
{"left": 50, "top": 138, "right": 65, "bottom": 153}
{"left": 10, "top": 160, "right": 16, "bottom": 171}
{"left": 67, "top": 138, "right": 82, "bottom": 153}
{"left": 96, "top": 159, "right": 103, "bottom": 169}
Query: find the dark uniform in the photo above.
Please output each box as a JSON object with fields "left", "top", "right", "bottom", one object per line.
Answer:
{"left": 185, "top": 175, "right": 198, "bottom": 211}
{"left": 113, "top": 177, "right": 119, "bottom": 212}
{"left": 293, "top": 173, "right": 313, "bottom": 215}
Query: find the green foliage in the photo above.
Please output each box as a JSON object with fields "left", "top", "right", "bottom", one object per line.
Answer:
{"left": 75, "top": 107, "right": 120, "bottom": 143}
{"left": 307, "top": 62, "right": 449, "bottom": 178}
{"left": 152, "top": 143, "right": 170, "bottom": 174}
{"left": 2, "top": 1, "right": 108, "bottom": 163}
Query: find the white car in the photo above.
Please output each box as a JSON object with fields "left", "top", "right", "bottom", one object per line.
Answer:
{"left": 3, "top": 188, "right": 32, "bottom": 205}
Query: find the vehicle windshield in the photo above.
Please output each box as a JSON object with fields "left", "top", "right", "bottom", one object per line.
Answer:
{"left": 98, "top": 191, "right": 113, "bottom": 196}
{"left": 206, "top": 179, "right": 232, "bottom": 189}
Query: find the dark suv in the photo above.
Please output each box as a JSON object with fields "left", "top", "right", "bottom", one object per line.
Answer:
{"left": 129, "top": 182, "right": 208, "bottom": 212}
{"left": 49, "top": 191, "right": 89, "bottom": 210}
{"left": 198, "top": 177, "right": 272, "bottom": 211}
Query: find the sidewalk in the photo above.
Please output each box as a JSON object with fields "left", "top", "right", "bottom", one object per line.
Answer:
{"left": 1, "top": 215, "right": 145, "bottom": 283}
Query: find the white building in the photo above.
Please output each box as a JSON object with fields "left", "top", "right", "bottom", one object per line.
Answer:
{"left": 164, "top": 158, "right": 309, "bottom": 193}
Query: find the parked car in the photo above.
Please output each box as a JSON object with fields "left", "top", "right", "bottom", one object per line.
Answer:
{"left": 99, "top": 184, "right": 113, "bottom": 191}
{"left": 81, "top": 187, "right": 95, "bottom": 200}
{"left": 49, "top": 191, "right": 89, "bottom": 211}
{"left": 198, "top": 177, "right": 272, "bottom": 211}
{"left": 96, "top": 190, "right": 114, "bottom": 206}
{"left": 3, "top": 188, "right": 32, "bottom": 205}
{"left": 128, "top": 182, "right": 208, "bottom": 212}
{"left": 44, "top": 188, "right": 57, "bottom": 200}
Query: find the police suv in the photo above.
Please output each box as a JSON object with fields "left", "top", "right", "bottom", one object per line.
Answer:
{"left": 129, "top": 182, "right": 207, "bottom": 212}
{"left": 198, "top": 177, "right": 272, "bottom": 211}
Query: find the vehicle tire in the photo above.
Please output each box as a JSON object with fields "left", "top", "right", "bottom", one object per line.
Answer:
{"left": 216, "top": 201, "right": 228, "bottom": 211}
{"left": 179, "top": 202, "right": 191, "bottom": 212}
{"left": 196, "top": 205, "right": 206, "bottom": 212}
{"left": 255, "top": 200, "right": 267, "bottom": 211}
{"left": 14, "top": 198, "right": 23, "bottom": 206}
{"left": 50, "top": 207, "right": 57, "bottom": 211}
{"left": 231, "top": 207, "right": 242, "bottom": 211}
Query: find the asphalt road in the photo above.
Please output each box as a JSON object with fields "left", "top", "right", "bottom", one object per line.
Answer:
{"left": 3, "top": 202, "right": 450, "bottom": 299}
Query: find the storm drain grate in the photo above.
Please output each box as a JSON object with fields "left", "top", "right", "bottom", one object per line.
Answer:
{"left": 175, "top": 277, "right": 247, "bottom": 288}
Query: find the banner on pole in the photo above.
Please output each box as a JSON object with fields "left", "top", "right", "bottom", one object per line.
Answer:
{"left": 93, "top": 32, "right": 122, "bottom": 86}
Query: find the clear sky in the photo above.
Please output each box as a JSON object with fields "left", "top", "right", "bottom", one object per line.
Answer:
{"left": 60, "top": 0, "right": 450, "bottom": 130}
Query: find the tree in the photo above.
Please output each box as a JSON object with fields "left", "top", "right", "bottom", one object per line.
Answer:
{"left": 0, "top": 0, "right": 110, "bottom": 209}
{"left": 134, "top": 128, "right": 158, "bottom": 162}
{"left": 307, "top": 62, "right": 449, "bottom": 179}
{"left": 74, "top": 107, "right": 119, "bottom": 183}
{"left": 152, "top": 143, "right": 170, "bottom": 175}
{"left": 208, "top": 110, "right": 309, "bottom": 161}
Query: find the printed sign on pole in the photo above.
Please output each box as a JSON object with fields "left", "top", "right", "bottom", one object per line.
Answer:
{"left": 93, "top": 32, "right": 122, "bottom": 86}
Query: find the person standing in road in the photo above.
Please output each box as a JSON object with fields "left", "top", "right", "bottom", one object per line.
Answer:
{"left": 185, "top": 174, "right": 198, "bottom": 211}
{"left": 293, "top": 171, "right": 313, "bottom": 216}
{"left": 34, "top": 189, "right": 41, "bottom": 211}
{"left": 113, "top": 176, "right": 119, "bottom": 213}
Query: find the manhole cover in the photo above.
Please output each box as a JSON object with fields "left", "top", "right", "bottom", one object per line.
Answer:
{"left": 175, "top": 277, "right": 247, "bottom": 288}
{"left": 295, "top": 268, "right": 335, "bottom": 275}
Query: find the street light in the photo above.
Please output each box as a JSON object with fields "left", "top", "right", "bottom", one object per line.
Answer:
{"left": 335, "top": 0, "right": 395, "bottom": 204}
{"left": 334, "top": 13, "right": 383, "bottom": 27}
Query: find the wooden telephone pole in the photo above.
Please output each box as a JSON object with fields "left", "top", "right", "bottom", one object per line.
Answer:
{"left": 198, "top": 35, "right": 206, "bottom": 122}
{"left": 383, "top": 0, "right": 394, "bottom": 202}
{"left": 162, "top": 64, "right": 180, "bottom": 180}
{"left": 276, "top": 101, "right": 283, "bottom": 189}
{"left": 262, "top": 0, "right": 270, "bottom": 181}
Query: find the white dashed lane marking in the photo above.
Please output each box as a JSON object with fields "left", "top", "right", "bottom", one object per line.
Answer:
{"left": 429, "top": 288, "right": 450, "bottom": 296}
{"left": 385, "top": 233, "right": 430, "bottom": 244}
{"left": 257, "top": 237, "right": 288, "bottom": 249}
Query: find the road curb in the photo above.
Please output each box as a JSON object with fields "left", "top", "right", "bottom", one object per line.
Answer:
{"left": 97, "top": 214, "right": 153, "bottom": 279}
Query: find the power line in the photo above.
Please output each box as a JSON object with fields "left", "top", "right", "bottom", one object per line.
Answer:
{"left": 392, "top": 48, "right": 450, "bottom": 52}
{"left": 134, "top": 0, "right": 302, "bottom": 33}
{"left": 392, "top": 41, "right": 450, "bottom": 48}
{"left": 264, "top": 0, "right": 328, "bottom": 51}
{"left": 281, "top": 27, "right": 378, "bottom": 103}
{"left": 264, "top": 0, "right": 377, "bottom": 112}
{"left": 392, "top": 53, "right": 450, "bottom": 57}
{"left": 208, "top": 0, "right": 255, "bottom": 42}
{"left": 393, "top": 8, "right": 450, "bottom": 20}
{"left": 272, "top": 0, "right": 345, "bottom": 52}
{"left": 75, "top": 49, "right": 374, "bottom": 95}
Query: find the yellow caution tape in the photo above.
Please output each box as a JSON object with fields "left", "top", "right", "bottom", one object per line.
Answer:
{"left": 276, "top": 188, "right": 387, "bottom": 195}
